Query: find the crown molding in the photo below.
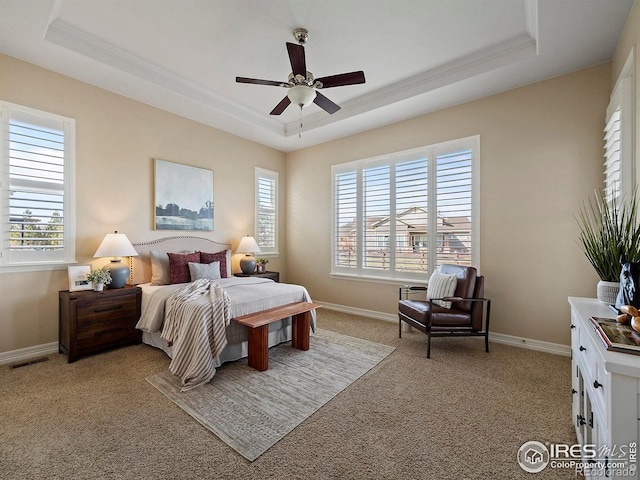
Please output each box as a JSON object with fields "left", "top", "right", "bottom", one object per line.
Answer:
{"left": 44, "top": 18, "right": 284, "bottom": 136}
{"left": 286, "top": 32, "right": 537, "bottom": 136}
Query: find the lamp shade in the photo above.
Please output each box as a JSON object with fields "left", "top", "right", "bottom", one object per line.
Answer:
{"left": 93, "top": 231, "right": 138, "bottom": 289}
{"left": 93, "top": 232, "right": 139, "bottom": 258}
{"left": 287, "top": 85, "right": 316, "bottom": 108}
{"left": 236, "top": 235, "right": 261, "bottom": 254}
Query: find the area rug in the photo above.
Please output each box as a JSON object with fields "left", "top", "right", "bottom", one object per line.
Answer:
{"left": 146, "top": 328, "right": 395, "bottom": 461}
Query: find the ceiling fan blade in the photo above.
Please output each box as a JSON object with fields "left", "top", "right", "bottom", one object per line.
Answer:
{"left": 313, "top": 92, "right": 341, "bottom": 114}
{"left": 286, "top": 42, "right": 306, "bottom": 77}
{"left": 270, "top": 96, "right": 291, "bottom": 115}
{"left": 315, "top": 71, "right": 366, "bottom": 88}
{"left": 236, "top": 77, "right": 286, "bottom": 87}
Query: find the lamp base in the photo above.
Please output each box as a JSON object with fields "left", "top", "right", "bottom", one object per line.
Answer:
{"left": 239, "top": 256, "right": 257, "bottom": 275}
{"left": 103, "top": 259, "right": 130, "bottom": 289}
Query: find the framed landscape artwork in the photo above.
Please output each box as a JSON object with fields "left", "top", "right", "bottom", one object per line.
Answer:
{"left": 154, "top": 159, "right": 214, "bottom": 231}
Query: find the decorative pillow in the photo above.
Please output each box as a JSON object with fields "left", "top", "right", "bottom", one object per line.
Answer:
{"left": 199, "top": 250, "right": 230, "bottom": 278}
{"left": 149, "top": 250, "right": 171, "bottom": 285}
{"left": 188, "top": 261, "right": 221, "bottom": 281}
{"left": 168, "top": 252, "right": 201, "bottom": 284}
{"left": 427, "top": 270, "right": 458, "bottom": 309}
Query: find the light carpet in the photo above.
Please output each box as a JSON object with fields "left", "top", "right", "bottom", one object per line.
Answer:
{"left": 146, "top": 328, "right": 395, "bottom": 461}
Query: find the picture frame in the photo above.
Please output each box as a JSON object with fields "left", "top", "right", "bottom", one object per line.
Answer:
{"left": 154, "top": 158, "right": 214, "bottom": 231}
{"left": 68, "top": 265, "right": 92, "bottom": 292}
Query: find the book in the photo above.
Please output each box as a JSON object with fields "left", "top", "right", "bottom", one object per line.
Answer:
{"left": 589, "top": 316, "right": 640, "bottom": 355}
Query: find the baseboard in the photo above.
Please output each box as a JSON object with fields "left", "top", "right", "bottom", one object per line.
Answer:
{"left": 0, "top": 342, "right": 59, "bottom": 366}
{"left": 317, "top": 300, "right": 571, "bottom": 357}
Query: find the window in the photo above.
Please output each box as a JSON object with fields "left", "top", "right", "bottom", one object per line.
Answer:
{"left": 604, "top": 75, "right": 632, "bottom": 203}
{"left": 332, "top": 136, "right": 479, "bottom": 282}
{"left": 255, "top": 168, "right": 278, "bottom": 255}
{"left": 1, "top": 102, "right": 75, "bottom": 270}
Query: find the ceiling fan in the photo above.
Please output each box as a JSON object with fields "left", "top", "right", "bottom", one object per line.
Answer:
{"left": 236, "top": 28, "right": 365, "bottom": 116}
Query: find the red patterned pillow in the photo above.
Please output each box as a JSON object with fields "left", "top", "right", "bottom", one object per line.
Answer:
{"left": 199, "top": 251, "right": 229, "bottom": 278}
{"left": 168, "top": 252, "right": 201, "bottom": 284}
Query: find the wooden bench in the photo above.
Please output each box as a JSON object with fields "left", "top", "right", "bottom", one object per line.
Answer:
{"left": 232, "top": 301, "right": 321, "bottom": 371}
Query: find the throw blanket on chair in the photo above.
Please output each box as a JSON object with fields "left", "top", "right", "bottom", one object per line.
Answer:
{"left": 161, "top": 279, "right": 231, "bottom": 391}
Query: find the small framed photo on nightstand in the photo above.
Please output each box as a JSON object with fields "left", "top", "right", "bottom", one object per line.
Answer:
{"left": 68, "top": 265, "right": 92, "bottom": 291}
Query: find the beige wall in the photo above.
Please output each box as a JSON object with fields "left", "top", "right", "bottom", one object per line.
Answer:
{"left": 0, "top": 54, "right": 286, "bottom": 354}
{"left": 286, "top": 64, "right": 610, "bottom": 346}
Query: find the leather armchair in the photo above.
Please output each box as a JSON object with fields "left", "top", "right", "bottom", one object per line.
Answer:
{"left": 398, "top": 264, "right": 490, "bottom": 358}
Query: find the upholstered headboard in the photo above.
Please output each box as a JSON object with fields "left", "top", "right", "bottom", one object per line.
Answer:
{"left": 129, "top": 236, "right": 231, "bottom": 285}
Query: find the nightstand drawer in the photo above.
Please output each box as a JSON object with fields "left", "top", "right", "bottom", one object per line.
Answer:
{"left": 76, "top": 316, "right": 137, "bottom": 342}
{"left": 77, "top": 295, "right": 138, "bottom": 327}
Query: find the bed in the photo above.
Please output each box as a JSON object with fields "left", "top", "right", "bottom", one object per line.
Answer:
{"left": 130, "top": 236, "right": 315, "bottom": 390}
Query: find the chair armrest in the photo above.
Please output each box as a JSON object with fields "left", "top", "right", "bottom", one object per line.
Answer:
{"left": 431, "top": 297, "right": 490, "bottom": 302}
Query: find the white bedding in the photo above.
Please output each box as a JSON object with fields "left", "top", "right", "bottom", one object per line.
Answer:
{"left": 137, "top": 276, "right": 316, "bottom": 334}
{"left": 136, "top": 276, "right": 316, "bottom": 389}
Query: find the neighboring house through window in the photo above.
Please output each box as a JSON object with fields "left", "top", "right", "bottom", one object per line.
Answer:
{"left": 0, "top": 101, "right": 76, "bottom": 271}
{"left": 332, "top": 136, "right": 479, "bottom": 282}
{"left": 255, "top": 167, "right": 278, "bottom": 255}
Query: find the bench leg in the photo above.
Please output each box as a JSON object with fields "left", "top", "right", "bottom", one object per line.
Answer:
{"left": 247, "top": 325, "right": 269, "bottom": 371}
{"left": 292, "top": 311, "right": 311, "bottom": 351}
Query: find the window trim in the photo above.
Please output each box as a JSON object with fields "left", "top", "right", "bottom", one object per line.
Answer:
{"left": 0, "top": 101, "right": 76, "bottom": 273}
{"left": 331, "top": 135, "right": 480, "bottom": 283}
{"left": 254, "top": 167, "right": 279, "bottom": 256}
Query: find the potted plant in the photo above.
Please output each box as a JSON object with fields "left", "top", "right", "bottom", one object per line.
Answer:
{"left": 86, "top": 269, "right": 112, "bottom": 292}
{"left": 256, "top": 258, "right": 269, "bottom": 274}
{"left": 576, "top": 189, "right": 640, "bottom": 304}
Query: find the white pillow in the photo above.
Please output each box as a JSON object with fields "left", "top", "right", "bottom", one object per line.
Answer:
{"left": 188, "top": 261, "right": 221, "bottom": 281}
{"left": 427, "top": 270, "right": 458, "bottom": 309}
{"left": 150, "top": 250, "right": 170, "bottom": 285}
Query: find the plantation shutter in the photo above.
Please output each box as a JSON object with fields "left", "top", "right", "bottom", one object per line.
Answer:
{"left": 604, "top": 108, "right": 621, "bottom": 203}
{"left": 604, "top": 76, "right": 632, "bottom": 203}
{"left": 394, "top": 158, "right": 428, "bottom": 275}
{"left": 1, "top": 105, "right": 75, "bottom": 266}
{"left": 434, "top": 149, "right": 473, "bottom": 268}
{"left": 333, "top": 167, "right": 358, "bottom": 273}
{"left": 255, "top": 168, "right": 278, "bottom": 254}
{"left": 362, "top": 163, "right": 390, "bottom": 275}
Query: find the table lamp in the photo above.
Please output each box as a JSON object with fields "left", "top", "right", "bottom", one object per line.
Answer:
{"left": 236, "top": 235, "right": 261, "bottom": 275}
{"left": 93, "top": 231, "right": 139, "bottom": 288}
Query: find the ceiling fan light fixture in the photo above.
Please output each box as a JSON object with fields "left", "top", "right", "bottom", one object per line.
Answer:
{"left": 287, "top": 85, "right": 316, "bottom": 108}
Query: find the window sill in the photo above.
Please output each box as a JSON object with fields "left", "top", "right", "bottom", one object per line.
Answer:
{"left": 0, "top": 262, "right": 71, "bottom": 274}
{"left": 330, "top": 272, "right": 427, "bottom": 287}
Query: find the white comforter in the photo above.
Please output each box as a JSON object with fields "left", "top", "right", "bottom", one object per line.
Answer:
{"left": 136, "top": 277, "right": 315, "bottom": 389}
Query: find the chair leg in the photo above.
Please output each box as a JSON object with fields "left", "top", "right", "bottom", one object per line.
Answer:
{"left": 426, "top": 332, "right": 431, "bottom": 359}
{"left": 485, "top": 331, "right": 489, "bottom": 353}
{"left": 398, "top": 316, "right": 402, "bottom": 338}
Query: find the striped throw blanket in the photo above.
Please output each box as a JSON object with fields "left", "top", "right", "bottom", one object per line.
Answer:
{"left": 161, "top": 279, "right": 231, "bottom": 391}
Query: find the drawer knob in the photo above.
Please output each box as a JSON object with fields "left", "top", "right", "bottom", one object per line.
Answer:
{"left": 593, "top": 380, "right": 603, "bottom": 389}
{"left": 570, "top": 324, "right": 576, "bottom": 329}
{"left": 579, "top": 345, "right": 586, "bottom": 352}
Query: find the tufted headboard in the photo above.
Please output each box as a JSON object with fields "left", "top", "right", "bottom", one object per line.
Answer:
{"left": 129, "top": 236, "right": 231, "bottom": 285}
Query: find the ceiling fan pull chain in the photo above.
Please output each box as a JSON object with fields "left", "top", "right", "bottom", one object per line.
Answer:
{"left": 299, "top": 106, "right": 303, "bottom": 139}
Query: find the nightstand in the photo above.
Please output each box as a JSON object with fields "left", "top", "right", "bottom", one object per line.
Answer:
{"left": 59, "top": 285, "right": 142, "bottom": 363}
{"left": 234, "top": 271, "right": 280, "bottom": 282}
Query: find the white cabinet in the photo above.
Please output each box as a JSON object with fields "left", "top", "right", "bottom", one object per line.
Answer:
{"left": 569, "top": 297, "right": 640, "bottom": 479}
